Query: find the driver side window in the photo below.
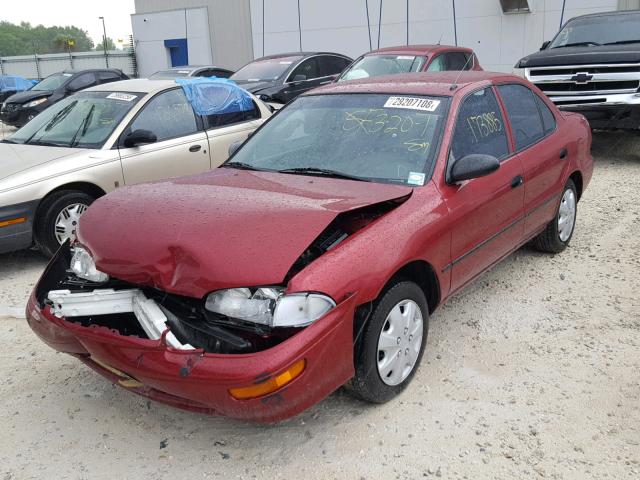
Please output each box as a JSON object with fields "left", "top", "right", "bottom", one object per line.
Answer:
{"left": 451, "top": 88, "right": 509, "bottom": 162}
{"left": 128, "top": 89, "right": 198, "bottom": 142}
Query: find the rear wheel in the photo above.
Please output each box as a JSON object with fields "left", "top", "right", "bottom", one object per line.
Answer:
{"left": 347, "top": 281, "right": 428, "bottom": 403}
{"left": 533, "top": 179, "right": 577, "bottom": 253}
{"left": 35, "top": 190, "right": 95, "bottom": 257}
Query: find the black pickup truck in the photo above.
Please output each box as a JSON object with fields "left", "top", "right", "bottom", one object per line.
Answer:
{"left": 516, "top": 10, "right": 640, "bottom": 130}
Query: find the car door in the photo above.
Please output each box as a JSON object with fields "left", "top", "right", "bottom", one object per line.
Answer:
{"left": 204, "top": 100, "right": 263, "bottom": 167}
{"left": 496, "top": 83, "right": 566, "bottom": 240}
{"left": 442, "top": 87, "right": 525, "bottom": 293}
{"left": 282, "top": 57, "right": 323, "bottom": 102}
{"left": 117, "top": 88, "right": 211, "bottom": 185}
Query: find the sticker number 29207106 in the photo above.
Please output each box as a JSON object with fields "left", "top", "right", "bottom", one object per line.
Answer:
{"left": 384, "top": 96, "right": 440, "bottom": 112}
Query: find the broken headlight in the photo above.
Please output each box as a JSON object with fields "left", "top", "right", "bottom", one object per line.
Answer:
{"left": 204, "top": 287, "right": 335, "bottom": 327}
{"left": 70, "top": 246, "right": 109, "bottom": 283}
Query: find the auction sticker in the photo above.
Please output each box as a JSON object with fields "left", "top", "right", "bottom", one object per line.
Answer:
{"left": 384, "top": 96, "right": 440, "bottom": 112}
{"left": 106, "top": 93, "right": 137, "bottom": 102}
{"left": 407, "top": 172, "right": 426, "bottom": 186}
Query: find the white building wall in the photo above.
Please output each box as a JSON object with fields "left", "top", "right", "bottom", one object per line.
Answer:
{"left": 249, "top": 0, "right": 624, "bottom": 72}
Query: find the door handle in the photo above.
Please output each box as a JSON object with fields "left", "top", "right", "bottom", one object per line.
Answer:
{"left": 189, "top": 144, "right": 202, "bottom": 153}
{"left": 559, "top": 148, "right": 568, "bottom": 159}
{"left": 511, "top": 175, "right": 524, "bottom": 189}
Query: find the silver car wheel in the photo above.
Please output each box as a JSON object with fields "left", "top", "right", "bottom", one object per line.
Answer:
{"left": 557, "top": 188, "right": 576, "bottom": 242}
{"left": 54, "top": 203, "right": 88, "bottom": 245}
{"left": 377, "top": 299, "right": 424, "bottom": 386}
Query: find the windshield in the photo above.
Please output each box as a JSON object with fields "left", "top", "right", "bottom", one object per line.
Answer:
{"left": 231, "top": 57, "right": 301, "bottom": 82}
{"left": 32, "top": 73, "right": 72, "bottom": 91}
{"left": 9, "top": 91, "right": 141, "bottom": 148}
{"left": 227, "top": 93, "right": 448, "bottom": 185}
{"left": 339, "top": 55, "right": 426, "bottom": 81}
{"left": 150, "top": 69, "right": 192, "bottom": 79}
{"left": 549, "top": 12, "right": 640, "bottom": 48}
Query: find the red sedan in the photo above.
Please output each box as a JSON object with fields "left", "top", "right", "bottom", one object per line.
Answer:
{"left": 338, "top": 44, "right": 482, "bottom": 82}
{"left": 26, "top": 71, "right": 593, "bottom": 422}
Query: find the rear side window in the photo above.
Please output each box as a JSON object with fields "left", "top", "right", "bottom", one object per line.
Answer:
{"left": 319, "top": 56, "right": 351, "bottom": 77}
{"left": 451, "top": 87, "right": 509, "bottom": 161}
{"left": 428, "top": 52, "right": 472, "bottom": 72}
{"left": 205, "top": 100, "right": 261, "bottom": 129}
{"left": 128, "top": 88, "right": 198, "bottom": 142}
{"left": 497, "top": 84, "right": 545, "bottom": 150}
{"left": 534, "top": 94, "right": 556, "bottom": 134}
{"left": 97, "top": 71, "right": 122, "bottom": 83}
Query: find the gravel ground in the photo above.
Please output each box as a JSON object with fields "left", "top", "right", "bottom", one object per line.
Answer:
{"left": 0, "top": 132, "right": 638, "bottom": 479}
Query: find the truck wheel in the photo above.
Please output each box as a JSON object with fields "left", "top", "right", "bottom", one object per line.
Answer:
{"left": 533, "top": 179, "right": 577, "bottom": 254}
{"left": 346, "top": 281, "right": 428, "bottom": 403}
{"left": 35, "top": 190, "right": 95, "bottom": 258}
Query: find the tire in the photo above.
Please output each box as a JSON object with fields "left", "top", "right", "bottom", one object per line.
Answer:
{"left": 346, "top": 281, "right": 429, "bottom": 404}
{"left": 533, "top": 179, "right": 578, "bottom": 254}
{"left": 35, "top": 190, "right": 95, "bottom": 258}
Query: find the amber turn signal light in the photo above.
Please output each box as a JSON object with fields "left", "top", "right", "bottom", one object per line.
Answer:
{"left": 0, "top": 217, "right": 26, "bottom": 228}
{"left": 229, "top": 359, "right": 306, "bottom": 400}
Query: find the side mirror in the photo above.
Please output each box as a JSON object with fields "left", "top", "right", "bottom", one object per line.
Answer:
{"left": 291, "top": 74, "right": 307, "bottom": 83}
{"left": 540, "top": 40, "right": 550, "bottom": 50}
{"left": 123, "top": 129, "right": 157, "bottom": 148}
{"left": 228, "top": 139, "right": 244, "bottom": 157}
{"left": 450, "top": 154, "right": 500, "bottom": 183}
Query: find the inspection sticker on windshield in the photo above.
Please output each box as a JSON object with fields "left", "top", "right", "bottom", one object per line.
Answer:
{"left": 384, "top": 96, "right": 440, "bottom": 112}
{"left": 408, "top": 172, "right": 426, "bottom": 186}
{"left": 106, "top": 93, "right": 137, "bottom": 102}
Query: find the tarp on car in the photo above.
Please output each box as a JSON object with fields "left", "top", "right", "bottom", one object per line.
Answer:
{"left": 0, "top": 75, "right": 36, "bottom": 93}
{"left": 175, "top": 77, "right": 254, "bottom": 116}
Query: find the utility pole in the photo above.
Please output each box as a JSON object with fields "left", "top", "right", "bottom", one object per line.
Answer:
{"left": 99, "top": 16, "right": 109, "bottom": 67}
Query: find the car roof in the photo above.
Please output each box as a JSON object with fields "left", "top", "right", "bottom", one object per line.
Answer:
{"left": 84, "top": 78, "right": 177, "bottom": 94}
{"left": 566, "top": 9, "right": 640, "bottom": 21}
{"left": 162, "top": 65, "right": 232, "bottom": 72}
{"left": 308, "top": 71, "right": 517, "bottom": 97}
{"left": 60, "top": 68, "right": 124, "bottom": 75}
{"left": 366, "top": 44, "right": 474, "bottom": 56}
{"left": 252, "top": 52, "right": 350, "bottom": 62}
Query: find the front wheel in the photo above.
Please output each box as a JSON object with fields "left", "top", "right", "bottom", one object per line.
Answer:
{"left": 346, "top": 281, "right": 429, "bottom": 404}
{"left": 35, "top": 190, "right": 95, "bottom": 257}
{"left": 533, "top": 179, "right": 577, "bottom": 254}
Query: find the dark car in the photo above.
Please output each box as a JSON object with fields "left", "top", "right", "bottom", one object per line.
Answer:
{"left": 338, "top": 44, "right": 481, "bottom": 82}
{"left": 149, "top": 65, "right": 234, "bottom": 79}
{"left": 230, "top": 52, "right": 352, "bottom": 105}
{"left": 515, "top": 10, "right": 640, "bottom": 130}
{"left": 0, "top": 68, "right": 129, "bottom": 127}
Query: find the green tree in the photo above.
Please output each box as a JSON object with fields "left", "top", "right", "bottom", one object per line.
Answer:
{"left": 95, "top": 37, "right": 117, "bottom": 51}
{"left": 0, "top": 21, "right": 94, "bottom": 56}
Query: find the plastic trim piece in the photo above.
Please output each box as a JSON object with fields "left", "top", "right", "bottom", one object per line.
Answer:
{"left": 47, "top": 289, "right": 194, "bottom": 350}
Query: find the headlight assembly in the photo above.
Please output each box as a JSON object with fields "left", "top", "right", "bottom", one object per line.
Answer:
{"left": 70, "top": 246, "right": 109, "bottom": 283}
{"left": 205, "top": 287, "right": 335, "bottom": 328}
{"left": 25, "top": 97, "right": 47, "bottom": 108}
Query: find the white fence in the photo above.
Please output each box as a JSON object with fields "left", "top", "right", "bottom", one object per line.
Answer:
{"left": 0, "top": 50, "right": 136, "bottom": 79}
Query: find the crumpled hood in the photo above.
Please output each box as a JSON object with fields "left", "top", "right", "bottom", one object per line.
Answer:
{"left": 231, "top": 80, "right": 276, "bottom": 94}
{"left": 4, "top": 89, "right": 53, "bottom": 105}
{"left": 78, "top": 169, "right": 412, "bottom": 298}
{"left": 0, "top": 143, "right": 84, "bottom": 182}
{"left": 517, "top": 43, "right": 640, "bottom": 68}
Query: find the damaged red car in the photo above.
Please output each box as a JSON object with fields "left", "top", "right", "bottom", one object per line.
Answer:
{"left": 26, "top": 71, "right": 593, "bottom": 423}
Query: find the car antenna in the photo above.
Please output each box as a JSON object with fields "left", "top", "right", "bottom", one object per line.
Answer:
{"left": 450, "top": 53, "right": 473, "bottom": 91}
{"left": 437, "top": 32, "right": 443, "bottom": 45}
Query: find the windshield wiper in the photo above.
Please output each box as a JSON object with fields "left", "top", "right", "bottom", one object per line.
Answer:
{"left": 603, "top": 39, "right": 640, "bottom": 45}
{"left": 551, "top": 41, "right": 601, "bottom": 49}
{"left": 69, "top": 104, "right": 95, "bottom": 147}
{"left": 277, "top": 167, "right": 370, "bottom": 182}
{"left": 223, "top": 161, "right": 264, "bottom": 171}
